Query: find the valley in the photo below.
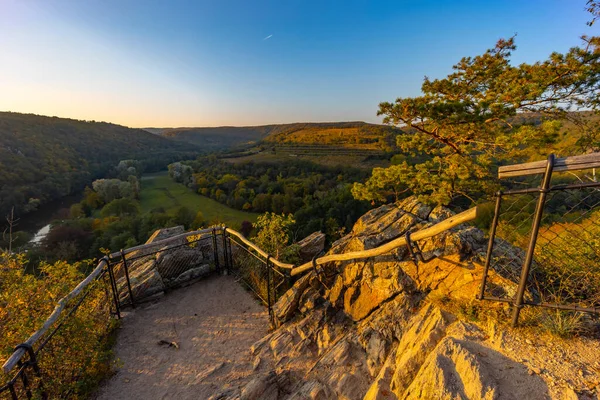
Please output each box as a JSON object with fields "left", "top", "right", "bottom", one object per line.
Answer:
{"left": 2, "top": 2, "right": 600, "bottom": 399}
{"left": 139, "top": 171, "right": 257, "bottom": 227}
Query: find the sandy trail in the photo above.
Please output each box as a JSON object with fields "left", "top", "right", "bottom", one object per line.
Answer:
{"left": 95, "top": 275, "right": 269, "bottom": 400}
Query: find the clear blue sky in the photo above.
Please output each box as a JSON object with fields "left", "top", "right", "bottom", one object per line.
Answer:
{"left": 0, "top": 0, "right": 597, "bottom": 127}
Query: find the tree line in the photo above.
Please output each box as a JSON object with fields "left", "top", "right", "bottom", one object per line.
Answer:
{"left": 168, "top": 157, "right": 372, "bottom": 241}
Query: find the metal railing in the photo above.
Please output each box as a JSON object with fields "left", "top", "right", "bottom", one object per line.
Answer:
{"left": 479, "top": 153, "right": 600, "bottom": 327}
{"left": 0, "top": 226, "right": 291, "bottom": 399}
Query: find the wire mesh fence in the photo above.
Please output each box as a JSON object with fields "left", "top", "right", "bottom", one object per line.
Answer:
{"left": 226, "top": 233, "right": 289, "bottom": 323}
{"left": 480, "top": 191, "right": 538, "bottom": 301}
{"left": 480, "top": 157, "right": 600, "bottom": 326}
{"left": 108, "top": 230, "right": 221, "bottom": 309}
{"left": 531, "top": 184, "right": 600, "bottom": 308}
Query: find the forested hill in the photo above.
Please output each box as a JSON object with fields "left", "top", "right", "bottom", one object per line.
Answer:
{"left": 147, "top": 121, "right": 404, "bottom": 151}
{"left": 0, "top": 112, "right": 200, "bottom": 217}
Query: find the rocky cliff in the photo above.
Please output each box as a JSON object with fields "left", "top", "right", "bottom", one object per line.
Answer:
{"left": 213, "top": 198, "right": 600, "bottom": 400}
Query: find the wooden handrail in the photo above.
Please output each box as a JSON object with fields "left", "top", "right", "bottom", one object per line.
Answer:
{"left": 225, "top": 228, "right": 294, "bottom": 270}
{"left": 3, "top": 206, "right": 478, "bottom": 375}
{"left": 291, "top": 206, "right": 479, "bottom": 276}
{"left": 2, "top": 258, "right": 109, "bottom": 373}
{"left": 498, "top": 152, "right": 600, "bottom": 178}
{"left": 108, "top": 227, "right": 219, "bottom": 259}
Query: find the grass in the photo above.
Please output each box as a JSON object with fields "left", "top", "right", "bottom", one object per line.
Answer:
{"left": 139, "top": 171, "right": 258, "bottom": 228}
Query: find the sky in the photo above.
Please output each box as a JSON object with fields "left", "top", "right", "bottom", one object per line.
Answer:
{"left": 0, "top": 0, "right": 597, "bottom": 128}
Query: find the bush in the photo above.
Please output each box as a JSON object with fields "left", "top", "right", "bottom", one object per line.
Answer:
{"left": 540, "top": 310, "right": 585, "bottom": 338}
{"left": 0, "top": 252, "right": 116, "bottom": 398}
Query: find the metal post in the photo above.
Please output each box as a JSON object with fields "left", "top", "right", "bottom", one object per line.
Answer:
{"left": 106, "top": 258, "right": 121, "bottom": 319}
{"left": 478, "top": 192, "right": 503, "bottom": 300}
{"left": 511, "top": 154, "right": 555, "bottom": 327}
{"left": 15, "top": 343, "right": 46, "bottom": 400}
{"left": 120, "top": 250, "right": 135, "bottom": 308}
{"left": 227, "top": 232, "right": 234, "bottom": 271}
{"left": 101, "top": 271, "right": 116, "bottom": 317}
{"left": 222, "top": 227, "right": 229, "bottom": 274}
{"left": 17, "top": 361, "right": 31, "bottom": 399}
{"left": 8, "top": 382, "right": 17, "bottom": 400}
{"left": 212, "top": 228, "right": 220, "bottom": 273}
{"left": 266, "top": 256, "right": 273, "bottom": 324}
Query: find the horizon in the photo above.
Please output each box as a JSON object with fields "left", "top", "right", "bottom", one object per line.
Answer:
{"left": 0, "top": 0, "right": 598, "bottom": 128}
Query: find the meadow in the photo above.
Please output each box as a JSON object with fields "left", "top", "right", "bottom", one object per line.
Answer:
{"left": 139, "top": 171, "right": 258, "bottom": 228}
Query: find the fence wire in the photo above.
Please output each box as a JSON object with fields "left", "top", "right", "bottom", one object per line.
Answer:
{"left": 532, "top": 185, "right": 600, "bottom": 308}
{"left": 227, "top": 235, "right": 288, "bottom": 322}
{"left": 483, "top": 191, "right": 538, "bottom": 300}
{"left": 109, "top": 233, "right": 218, "bottom": 308}
{"left": 481, "top": 170, "right": 600, "bottom": 323}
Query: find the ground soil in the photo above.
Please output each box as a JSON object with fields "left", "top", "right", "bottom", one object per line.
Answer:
{"left": 95, "top": 275, "right": 269, "bottom": 400}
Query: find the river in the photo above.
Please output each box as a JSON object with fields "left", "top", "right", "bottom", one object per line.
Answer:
{"left": 12, "top": 193, "right": 83, "bottom": 243}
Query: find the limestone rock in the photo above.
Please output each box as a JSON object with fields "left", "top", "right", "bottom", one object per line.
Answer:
{"left": 240, "top": 372, "right": 280, "bottom": 400}
{"left": 118, "top": 226, "right": 218, "bottom": 302}
{"left": 230, "top": 197, "right": 563, "bottom": 400}
{"left": 272, "top": 273, "right": 313, "bottom": 326}
{"left": 156, "top": 245, "right": 206, "bottom": 280}
{"left": 146, "top": 225, "right": 186, "bottom": 244}
{"left": 335, "top": 372, "right": 368, "bottom": 400}
{"left": 127, "top": 225, "right": 187, "bottom": 260}
{"left": 332, "top": 198, "right": 432, "bottom": 254}
{"left": 164, "top": 264, "right": 213, "bottom": 287}
{"left": 295, "top": 231, "right": 326, "bottom": 263}
{"left": 118, "top": 258, "right": 165, "bottom": 303}
{"left": 364, "top": 343, "right": 398, "bottom": 400}
{"left": 288, "top": 380, "right": 334, "bottom": 400}
{"left": 390, "top": 303, "right": 452, "bottom": 395}
{"left": 364, "top": 331, "right": 389, "bottom": 377}
{"left": 344, "top": 279, "right": 398, "bottom": 321}
{"left": 400, "top": 335, "right": 550, "bottom": 400}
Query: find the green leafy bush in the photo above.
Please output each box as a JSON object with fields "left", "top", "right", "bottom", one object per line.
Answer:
{"left": 0, "top": 252, "right": 116, "bottom": 398}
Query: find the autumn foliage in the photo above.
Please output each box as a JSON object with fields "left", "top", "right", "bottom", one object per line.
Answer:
{"left": 0, "top": 253, "right": 115, "bottom": 398}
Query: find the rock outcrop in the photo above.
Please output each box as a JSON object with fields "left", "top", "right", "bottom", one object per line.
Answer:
{"left": 222, "top": 197, "right": 582, "bottom": 400}
{"left": 294, "top": 232, "right": 326, "bottom": 263}
{"left": 117, "top": 226, "right": 216, "bottom": 302}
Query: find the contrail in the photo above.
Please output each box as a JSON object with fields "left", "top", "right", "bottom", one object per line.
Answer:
{"left": 263, "top": 34, "right": 273, "bottom": 40}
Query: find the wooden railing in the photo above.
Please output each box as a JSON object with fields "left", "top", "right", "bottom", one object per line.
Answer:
{"left": 2, "top": 206, "right": 479, "bottom": 379}
{"left": 498, "top": 152, "right": 600, "bottom": 178}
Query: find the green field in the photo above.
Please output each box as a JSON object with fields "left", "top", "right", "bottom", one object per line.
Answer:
{"left": 139, "top": 171, "right": 258, "bottom": 228}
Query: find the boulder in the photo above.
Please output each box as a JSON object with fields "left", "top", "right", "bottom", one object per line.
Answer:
{"left": 119, "top": 226, "right": 217, "bottom": 302}
{"left": 294, "top": 232, "right": 326, "bottom": 263}
{"left": 156, "top": 245, "right": 206, "bottom": 280}
{"left": 331, "top": 197, "right": 432, "bottom": 254}
{"left": 272, "top": 273, "right": 313, "bottom": 326}
{"left": 164, "top": 264, "right": 213, "bottom": 287}
{"left": 117, "top": 258, "right": 165, "bottom": 303}
{"left": 146, "top": 225, "right": 186, "bottom": 244}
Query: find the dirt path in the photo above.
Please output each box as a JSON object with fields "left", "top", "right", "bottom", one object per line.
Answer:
{"left": 95, "top": 275, "right": 269, "bottom": 400}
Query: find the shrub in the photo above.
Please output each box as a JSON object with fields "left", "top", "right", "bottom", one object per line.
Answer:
{"left": 0, "top": 252, "right": 116, "bottom": 398}
{"left": 540, "top": 310, "right": 585, "bottom": 338}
